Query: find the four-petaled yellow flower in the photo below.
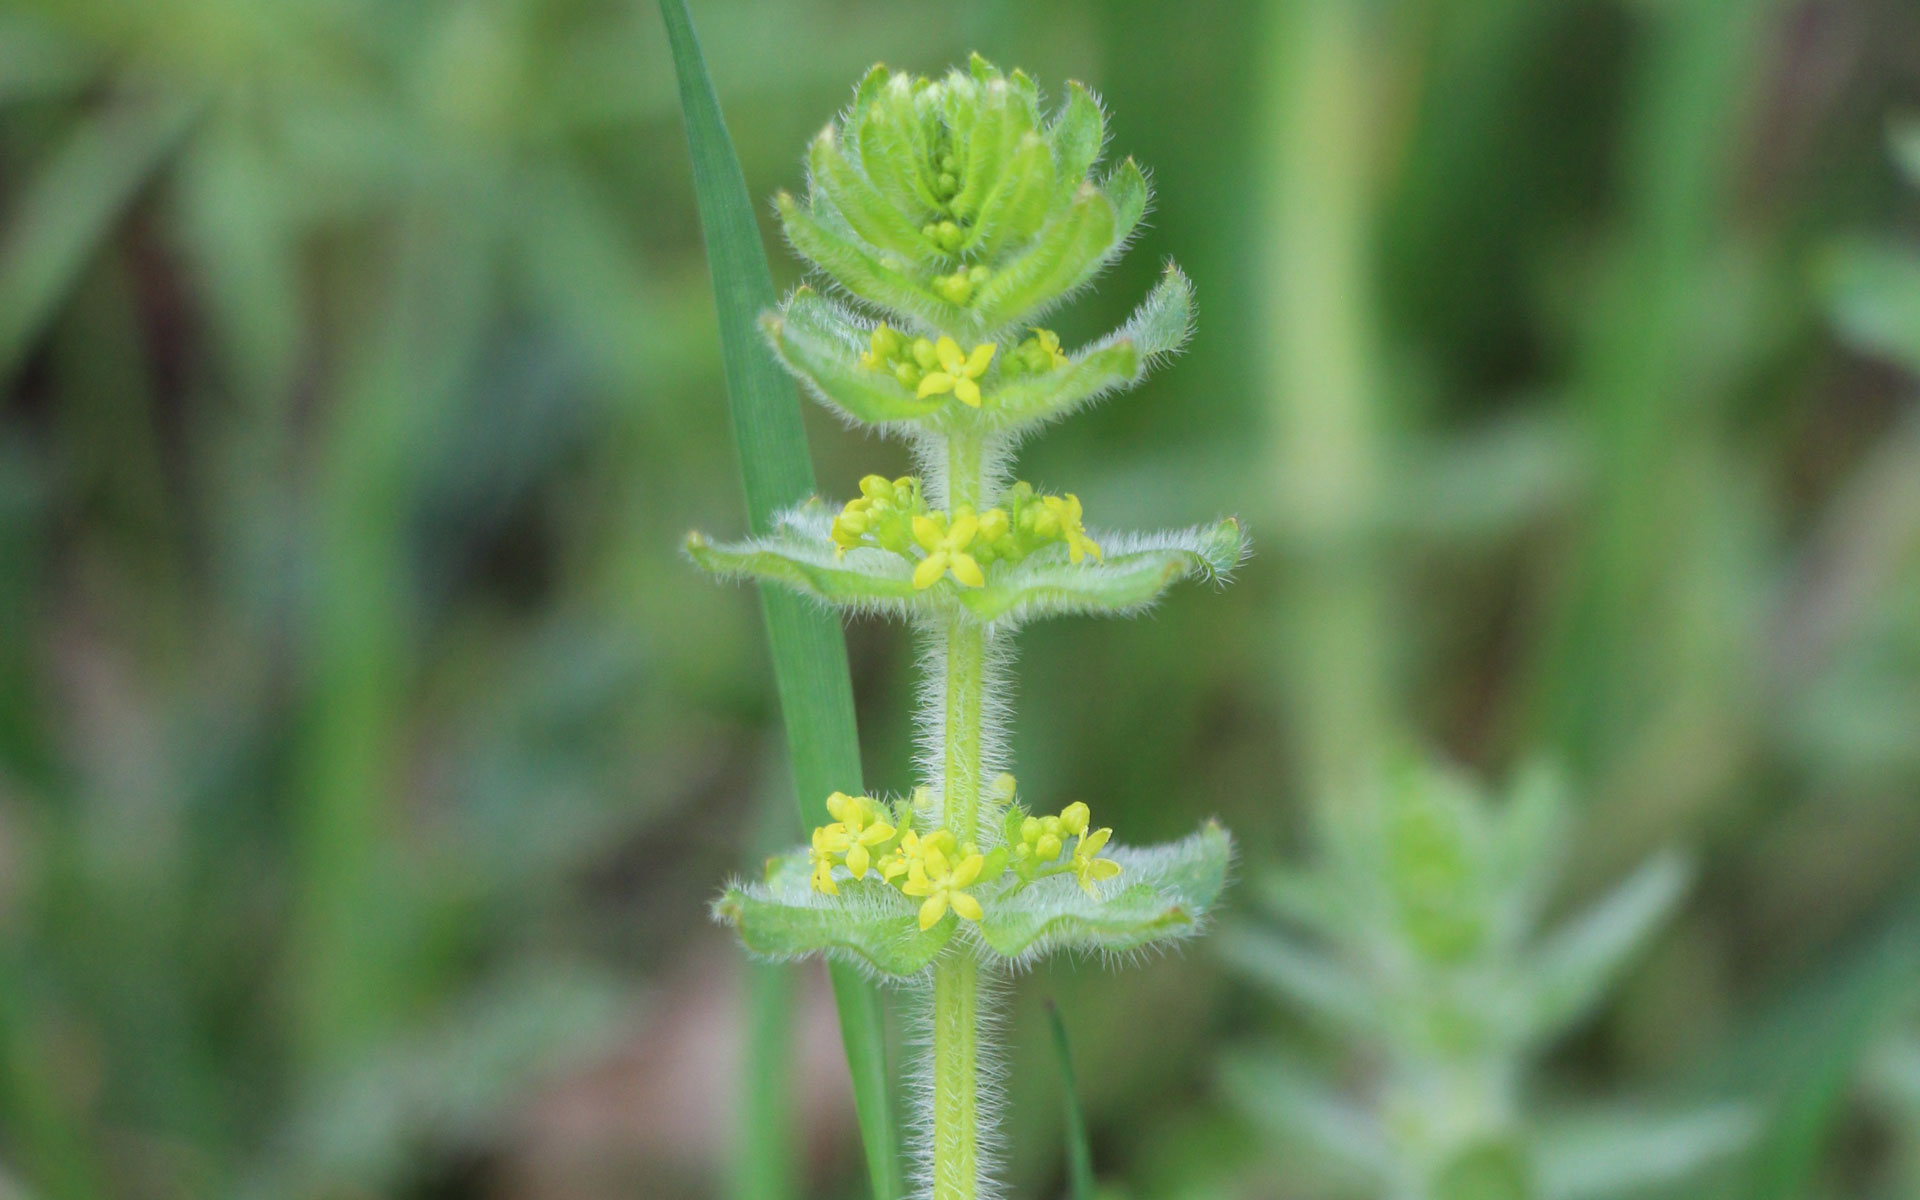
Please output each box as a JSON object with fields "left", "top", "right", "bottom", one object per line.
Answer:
{"left": 825, "top": 791, "right": 896, "bottom": 879}
{"left": 1038, "top": 493, "right": 1101, "bottom": 564}
{"left": 810, "top": 822, "right": 850, "bottom": 895}
{"left": 912, "top": 509, "right": 987, "bottom": 589}
{"left": 1070, "top": 825, "right": 1121, "bottom": 896}
{"left": 902, "top": 837, "right": 987, "bottom": 929}
{"left": 916, "top": 336, "right": 997, "bottom": 407}
{"left": 878, "top": 828, "right": 920, "bottom": 883}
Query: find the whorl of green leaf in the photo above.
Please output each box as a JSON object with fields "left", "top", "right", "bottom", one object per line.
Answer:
{"left": 688, "top": 504, "right": 1247, "bottom": 628}
{"left": 778, "top": 55, "right": 1149, "bottom": 341}
{"left": 715, "top": 823, "right": 1233, "bottom": 978}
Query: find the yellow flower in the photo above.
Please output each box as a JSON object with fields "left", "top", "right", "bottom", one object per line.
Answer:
{"left": 911, "top": 509, "right": 987, "bottom": 589}
{"left": 1059, "top": 801, "right": 1090, "bottom": 836}
{"left": 878, "top": 830, "right": 917, "bottom": 883}
{"left": 859, "top": 325, "right": 905, "bottom": 371}
{"left": 915, "top": 336, "right": 997, "bottom": 407}
{"left": 825, "top": 791, "right": 896, "bottom": 879}
{"left": 1018, "top": 814, "right": 1064, "bottom": 863}
{"left": 1070, "top": 825, "right": 1121, "bottom": 896}
{"left": 901, "top": 837, "right": 987, "bottom": 929}
{"left": 810, "top": 822, "right": 850, "bottom": 895}
{"left": 830, "top": 498, "right": 872, "bottom": 555}
{"left": 1031, "top": 328, "right": 1069, "bottom": 369}
{"left": 1039, "top": 493, "right": 1101, "bottom": 563}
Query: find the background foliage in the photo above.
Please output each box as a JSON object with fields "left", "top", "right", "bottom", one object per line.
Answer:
{"left": 2, "top": 0, "right": 1919, "bottom": 1197}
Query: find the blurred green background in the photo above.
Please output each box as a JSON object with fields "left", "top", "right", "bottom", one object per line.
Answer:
{"left": 3, "top": 0, "right": 1920, "bottom": 1197}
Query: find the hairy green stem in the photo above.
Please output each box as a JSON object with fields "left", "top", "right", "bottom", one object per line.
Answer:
{"left": 944, "top": 619, "right": 986, "bottom": 840}
{"left": 931, "top": 948, "right": 981, "bottom": 1200}
{"left": 932, "top": 427, "right": 988, "bottom": 1200}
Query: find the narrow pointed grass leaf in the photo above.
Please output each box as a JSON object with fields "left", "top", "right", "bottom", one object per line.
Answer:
{"left": 1045, "top": 1001, "right": 1096, "bottom": 1200}
{"left": 0, "top": 98, "right": 196, "bottom": 385}
{"left": 1722, "top": 889, "right": 1920, "bottom": 1200}
{"left": 657, "top": 4, "right": 901, "bottom": 1195}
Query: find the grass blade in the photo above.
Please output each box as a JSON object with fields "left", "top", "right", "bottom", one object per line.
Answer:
{"left": 1046, "top": 1000, "right": 1096, "bottom": 1200}
{"left": 656, "top": 4, "right": 902, "bottom": 1197}
{"left": 0, "top": 97, "right": 195, "bottom": 384}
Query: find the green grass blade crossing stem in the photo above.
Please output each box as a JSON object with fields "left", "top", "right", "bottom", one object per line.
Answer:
{"left": 1047, "top": 1000, "right": 1097, "bottom": 1200}
{"left": 657, "top": 4, "right": 902, "bottom": 1197}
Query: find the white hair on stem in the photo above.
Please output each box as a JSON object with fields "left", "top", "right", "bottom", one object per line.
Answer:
{"left": 901, "top": 958, "right": 1012, "bottom": 1200}
{"left": 910, "top": 620, "right": 1016, "bottom": 842}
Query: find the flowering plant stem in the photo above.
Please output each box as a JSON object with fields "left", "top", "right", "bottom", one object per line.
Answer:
{"left": 696, "top": 58, "right": 1243, "bottom": 1199}
{"left": 935, "top": 434, "right": 987, "bottom": 1199}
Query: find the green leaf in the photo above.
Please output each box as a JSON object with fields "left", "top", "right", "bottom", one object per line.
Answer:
{"left": 778, "top": 192, "right": 959, "bottom": 326}
{"left": 686, "top": 513, "right": 923, "bottom": 616}
{"left": 716, "top": 852, "right": 957, "bottom": 977}
{"left": 1216, "top": 924, "right": 1379, "bottom": 1033}
{"left": 1821, "top": 237, "right": 1920, "bottom": 377}
{"left": 1118, "top": 263, "right": 1197, "bottom": 358}
{"left": 957, "top": 518, "right": 1248, "bottom": 624}
{"left": 970, "top": 187, "right": 1118, "bottom": 332}
{"left": 975, "top": 821, "right": 1233, "bottom": 961}
{"left": 1048, "top": 82, "right": 1106, "bottom": 206}
{"left": 657, "top": 4, "right": 901, "bottom": 1195}
{"left": 690, "top": 510, "right": 1249, "bottom": 628}
{"left": 1891, "top": 113, "right": 1920, "bottom": 189}
{"left": 1524, "top": 850, "right": 1689, "bottom": 1041}
{"left": 853, "top": 71, "right": 940, "bottom": 218}
{"left": 1216, "top": 1051, "right": 1387, "bottom": 1175}
{"left": 968, "top": 132, "right": 1055, "bottom": 259}
{"left": 1103, "top": 156, "right": 1150, "bottom": 244}
{"left": 0, "top": 98, "right": 196, "bottom": 385}
{"left": 1045, "top": 1002, "right": 1097, "bottom": 1200}
{"left": 1536, "top": 1104, "right": 1756, "bottom": 1200}
{"left": 762, "top": 291, "right": 944, "bottom": 425}
{"left": 808, "top": 127, "right": 933, "bottom": 261}
{"left": 980, "top": 266, "right": 1193, "bottom": 432}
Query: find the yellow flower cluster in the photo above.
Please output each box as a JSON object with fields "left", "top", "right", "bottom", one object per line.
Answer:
{"left": 828, "top": 475, "right": 1103, "bottom": 586}
{"left": 998, "top": 328, "right": 1070, "bottom": 378}
{"left": 805, "top": 776, "right": 1123, "bottom": 928}
{"left": 1008, "top": 796, "right": 1122, "bottom": 896}
{"left": 858, "top": 325, "right": 1070, "bottom": 408}
{"left": 860, "top": 328, "right": 996, "bottom": 406}
{"left": 830, "top": 474, "right": 924, "bottom": 557}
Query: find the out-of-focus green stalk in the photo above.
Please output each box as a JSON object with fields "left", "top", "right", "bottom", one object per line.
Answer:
{"left": 735, "top": 782, "right": 798, "bottom": 1200}
{"left": 1257, "top": 0, "right": 1392, "bottom": 804}
{"left": 0, "top": 962, "right": 105, "bottom": 1200}
{"left": 1529, "top": 0, "right": 1773, "bottom": 780}
{"left": 736, "top": 963, "right": 797, "bottom": 1200}
{"left": 658, "top": 4, "right": 902, "bottom": 1196}
{"left": 290, "top": 211, "right": 485, "bottom": 1064}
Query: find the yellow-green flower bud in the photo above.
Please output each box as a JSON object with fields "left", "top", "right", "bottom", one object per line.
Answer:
{"left": 934, "top": 272, "right": 974, "bottom": 305}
